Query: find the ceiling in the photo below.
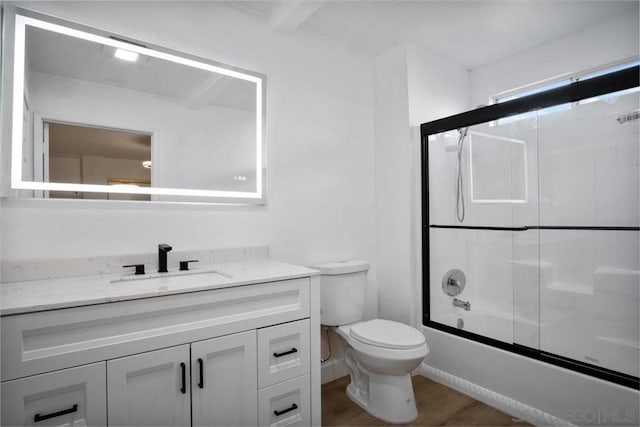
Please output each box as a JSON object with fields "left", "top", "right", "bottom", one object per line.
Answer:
{"left": 227, "top": 0, "right": 639, "bottom": 70}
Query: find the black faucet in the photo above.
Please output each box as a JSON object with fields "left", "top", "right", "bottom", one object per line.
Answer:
{"left": 158, "top": 244, "right": 172, "bottom": 273}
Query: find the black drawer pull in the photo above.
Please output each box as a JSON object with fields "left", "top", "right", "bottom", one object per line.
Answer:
{"left": 180, "top": 362, "right": 186, "bottom": 394}
{"left": 273, "top": 348, "right": 298, "bottom": 358}
{"left": 197, "top": 358, "right": 204, "bottom": 389}
{"left": 34, "top": 404, "right": 78, "bottom": 422}
{"left": 274, "top": 403, "right": 298, "bottom": 416}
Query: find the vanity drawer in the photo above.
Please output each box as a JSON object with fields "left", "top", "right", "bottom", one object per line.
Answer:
{"left": 257, "top": 319, "right": 310, "bottom": 388}
{"left": 258, "top": 374, "right": 310, "bottom": 427}
{"left": 1, "top": 362, "right": 107, "bottom": 427}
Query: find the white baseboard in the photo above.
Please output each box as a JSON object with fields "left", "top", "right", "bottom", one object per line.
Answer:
{"left": 321, "top": 357, "right": 348, "bottom": 384}
{"left": 418, "top": 363, "right": 574, "bottom": 427}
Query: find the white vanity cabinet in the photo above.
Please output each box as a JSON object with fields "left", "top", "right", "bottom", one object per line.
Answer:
{"left": 1, "top": 267, "right": 321, "bottom": 427}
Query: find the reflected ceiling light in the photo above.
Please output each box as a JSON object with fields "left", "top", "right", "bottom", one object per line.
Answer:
{"left": 114, "top": 48, "right": 139, "bottom": 62}
{"left": 142, "top": 160, "right": 152, "bottom": 169}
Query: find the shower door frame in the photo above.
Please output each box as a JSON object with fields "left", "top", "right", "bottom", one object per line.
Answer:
{"left": 420, "top": 65, "right": 640, "bottom": 390}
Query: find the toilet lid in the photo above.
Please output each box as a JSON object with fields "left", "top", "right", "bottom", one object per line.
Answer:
{"left": 349, "top": 319, "right": 426, "bottom": 350}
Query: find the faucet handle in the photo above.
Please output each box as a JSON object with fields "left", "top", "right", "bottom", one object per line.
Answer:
{"left": 179, "top": 260, "right": 199, "bottom": 271}
{"left": 123, "top": 264, "right": 145, "bottom": 275}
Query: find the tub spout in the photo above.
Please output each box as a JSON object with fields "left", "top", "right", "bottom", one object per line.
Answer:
{"left": 453, "top": 298, "right": 470, "bottom": 311}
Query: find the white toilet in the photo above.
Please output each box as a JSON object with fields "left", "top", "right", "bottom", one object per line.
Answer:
{"left": 312, "top": 260, "right": 429, "bottom": 424}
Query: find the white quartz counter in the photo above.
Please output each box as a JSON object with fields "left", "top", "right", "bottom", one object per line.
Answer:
{"left": 1, "top": 260, "right": 319, "bottom": 316}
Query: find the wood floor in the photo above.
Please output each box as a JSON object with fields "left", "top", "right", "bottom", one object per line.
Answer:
{"left": 322, "top": 375, "right": 530, "bottom": 426}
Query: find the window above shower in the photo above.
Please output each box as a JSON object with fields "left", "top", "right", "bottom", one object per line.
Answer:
{"left": 493, "top": 58, "right": 640, "bottom": 125}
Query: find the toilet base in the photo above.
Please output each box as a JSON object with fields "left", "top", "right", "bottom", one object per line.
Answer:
{"left": 346, "top": 372, "right": 418, "bottom": 424}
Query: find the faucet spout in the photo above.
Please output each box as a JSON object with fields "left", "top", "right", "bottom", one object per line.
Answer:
{"left": 453, "top": 298, "right": 470, "bottom": 311}
{"left": 158, "top": 244, "right": 172, "bottom": 273}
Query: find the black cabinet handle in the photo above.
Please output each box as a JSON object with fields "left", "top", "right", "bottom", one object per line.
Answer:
{"left": 180, "top": 362, "right": 186, "bottom": 394}
{"left": 274, "top": 403, "right": 298, "bottom": 417}
{"left": 273, "top": 348, "right": 298, "bottom": 358}
{"left": 34, "top": 404, "right": 78, "bottom": 422}
{"left": 197, "top": 358, "right": 204, "bottom": 389}
{"left": 123, "top": 264, "right": 145, "bottom": 275}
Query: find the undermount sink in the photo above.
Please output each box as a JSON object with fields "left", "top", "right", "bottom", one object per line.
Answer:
{"left": 110, "top": 269, "right": 232, "bottom": 287}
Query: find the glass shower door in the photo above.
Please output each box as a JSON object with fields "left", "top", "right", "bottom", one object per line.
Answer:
{"left": 428, "top": 115, "right": 538, "bottom": 345}
{"left": 536, "top": 89, "right": 640, "bottom": 377}
{"left": 423, "top": 64, "right": 639, "bottom": 388}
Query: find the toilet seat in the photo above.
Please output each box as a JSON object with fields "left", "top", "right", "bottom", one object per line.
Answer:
{"left": 349, "top": 319, "right": 426, "bottom": 350}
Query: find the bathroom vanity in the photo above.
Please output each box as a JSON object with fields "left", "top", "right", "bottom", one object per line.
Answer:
{"left": 0, "top": 258, "right": 320, "bottom": 426}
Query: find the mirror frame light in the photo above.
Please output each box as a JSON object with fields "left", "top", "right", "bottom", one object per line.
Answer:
{"left": 10, "top": 9, "right": 266, "bottom": 204}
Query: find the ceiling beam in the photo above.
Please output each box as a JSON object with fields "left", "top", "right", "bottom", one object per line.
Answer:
{"left": 269, "top": 0, "right": 325, "bottom": 32}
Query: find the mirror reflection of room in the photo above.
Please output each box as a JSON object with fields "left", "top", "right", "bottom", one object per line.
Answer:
{"left": 19, "top": 19, "right": 261, "bottom": 201}
{"left": 46, "top": 122, "right": 151, "bottom": 201}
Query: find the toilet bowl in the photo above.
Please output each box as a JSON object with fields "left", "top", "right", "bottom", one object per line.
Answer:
{"left": 338, "top": 319, "right": 429, "bottom": 375}
{"left": 312, "top": 260, "right": 429, "bottom": 424}
{"left": 335, "top": 319, "right": 428, "bottom": 424}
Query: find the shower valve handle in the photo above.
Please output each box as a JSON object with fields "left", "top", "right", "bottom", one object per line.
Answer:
{"left": 447, "top": 277, "right": 461, "bottom": 290}
{"left": 442, "top": 269, "right": 466, "bottom": 297}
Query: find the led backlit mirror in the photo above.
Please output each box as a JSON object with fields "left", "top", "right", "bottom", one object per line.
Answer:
{"left": 9, "top": 10, "right": 266, "bottom": 203}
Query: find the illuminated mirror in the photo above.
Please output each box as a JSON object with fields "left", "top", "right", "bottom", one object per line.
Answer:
{"left": 9, "top": 9, "right": 266, "bottom": 203}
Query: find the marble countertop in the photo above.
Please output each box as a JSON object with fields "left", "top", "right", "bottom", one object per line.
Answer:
{"left": 1, "top": 260, "right": 319, "bottom": 316}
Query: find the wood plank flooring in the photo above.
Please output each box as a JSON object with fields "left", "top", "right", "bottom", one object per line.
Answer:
{"left": 322, "top": 375, "right": 530, "bottom": 426}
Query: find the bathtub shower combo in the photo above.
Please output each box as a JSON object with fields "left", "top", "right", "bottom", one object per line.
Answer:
{"left": 421, "top": 65, "right": 639, "bottom": 389}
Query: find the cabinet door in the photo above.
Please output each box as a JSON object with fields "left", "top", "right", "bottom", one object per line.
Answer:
{"left": 191, "top": 330, "right": 257, "bottom": 427}
{"left": 107, "top": 345, "right": 190, "bottom": 426}
{"left": 1, "top": 362, "right": 106, "bottom": 427}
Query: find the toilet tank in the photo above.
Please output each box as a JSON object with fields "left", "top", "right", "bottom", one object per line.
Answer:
{"left": 311, "top": 260, "right": 369, "bottom": 326}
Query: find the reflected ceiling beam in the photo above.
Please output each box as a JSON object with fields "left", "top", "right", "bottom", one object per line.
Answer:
{"left": 183, "top": 74, "right": 235, "bottom": 110}
{"left": 269, "top": 0, "right": 325, "bottom": 32}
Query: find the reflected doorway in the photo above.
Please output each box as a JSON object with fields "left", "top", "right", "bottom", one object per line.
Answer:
{"left": 39, "top": 121, "right": 152, "bottom": 200}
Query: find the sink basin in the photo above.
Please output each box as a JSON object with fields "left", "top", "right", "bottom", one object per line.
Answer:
{"left": 110, "top": 269, "right": 232, "bottom": 289}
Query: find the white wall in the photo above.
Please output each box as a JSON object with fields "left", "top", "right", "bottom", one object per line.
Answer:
{"left": 374, "top": 43, "right": 469, "bottom": 326}
{"left": 374, "top": 45, "right": 412, "bottom": 325}
{"left": 406, "top": 44, "right": 470, "bottom": 128}
{"left": 1, "top": 1, "right": 377, "bottom": 321}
